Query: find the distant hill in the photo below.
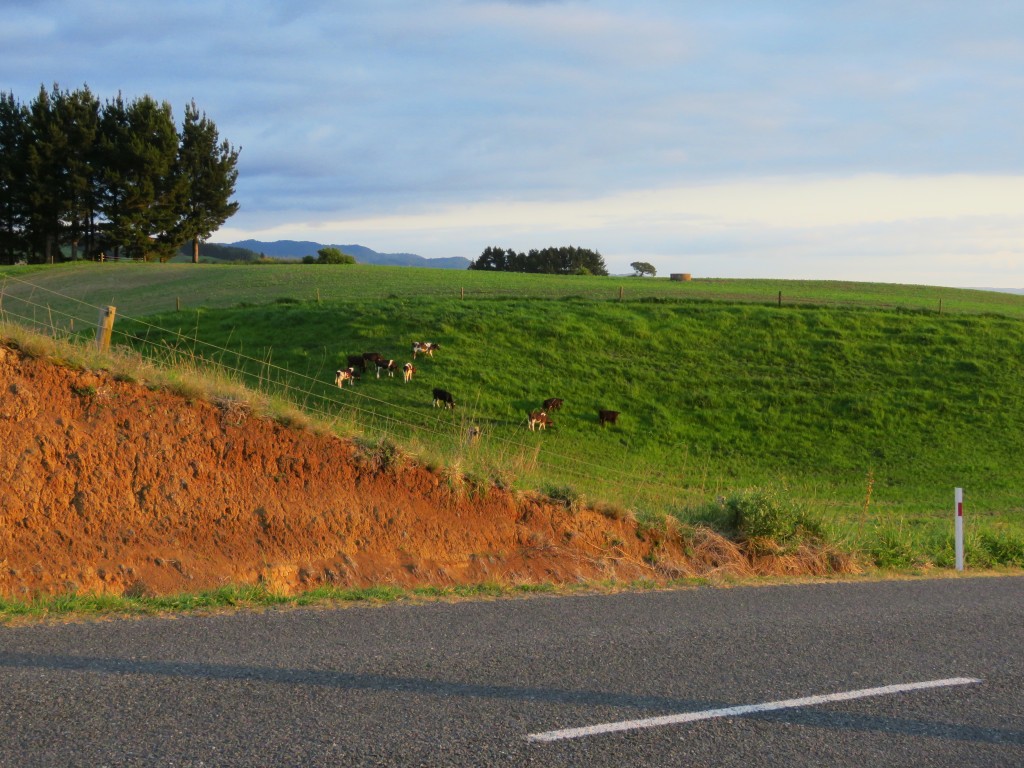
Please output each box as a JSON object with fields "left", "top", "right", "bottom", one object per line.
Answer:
{"left": 220, "top": 240, "right": 471, "bottom": 270}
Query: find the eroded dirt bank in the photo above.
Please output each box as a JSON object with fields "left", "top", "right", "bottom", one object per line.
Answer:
{"left": 0, "top": 344, "right": 852, "bottom": 598}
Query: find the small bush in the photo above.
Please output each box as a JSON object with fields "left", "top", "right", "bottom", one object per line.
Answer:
{"left": 354, "top": 437, "right": 406, "bottom": 473}
{"left": 724, "top": 486, "right": 819, "bottom": 542}
{"left": 977, "top": 530, "right": 1024, "bottom": 567}
{"left": 543, "top": 484, "right": 584, "bottom": 513}
{"left": 867, "top": 520, "right": 917, "bottom": 569}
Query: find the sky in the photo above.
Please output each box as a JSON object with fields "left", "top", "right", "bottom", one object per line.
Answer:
{"left": 4, "top": 0, "right": 1024, "bottom": 287}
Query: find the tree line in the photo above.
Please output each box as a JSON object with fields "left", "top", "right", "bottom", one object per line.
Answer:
{"left": 0, "top": 84, "right": 240, "bottom": 265}
{"left": 467, "top": 245, "right": 609, "bottom": 276}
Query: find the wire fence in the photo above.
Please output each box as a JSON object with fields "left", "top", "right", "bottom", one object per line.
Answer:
{"left": 0, "top": 273, "right": 707, "bottom": 510}
{"left": 5, "top": 270, "right": 1021, "bottom": 520}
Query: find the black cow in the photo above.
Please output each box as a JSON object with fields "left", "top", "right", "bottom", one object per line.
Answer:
{"left": 362, "top": 352, "right": 385, "bottom": 368}
{"left": 543, "top": 397, "right": 564, "bottom": 411}
{"left": 432, "top": 388, "right": 455, "bottom": 409}
{"left": 598, "top": 409, "right": 620, "bottom": 428}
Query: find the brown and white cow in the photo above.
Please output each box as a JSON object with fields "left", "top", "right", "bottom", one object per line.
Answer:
{"left": 412, "top": 341, "right": 440, "bottom": 359}
{"left": 402, "top": 362, "right": 416, "bottom": 383}
{"left": 335, "top": 367, "right": 359, "bottom": 387}
{"left": 528, "top": 410, "right": 552, "bottom": 431}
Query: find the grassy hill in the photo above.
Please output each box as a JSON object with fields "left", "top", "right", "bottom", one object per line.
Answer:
{"left": 3, "top": 261, "right": 1024, "bottom": 320}
{"left": 2, "top": 261, "right": 1023, "bottom": 565}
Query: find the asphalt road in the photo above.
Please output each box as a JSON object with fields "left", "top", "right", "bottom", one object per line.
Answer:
{"left": 1, "top": 577, "right": 1021, "bottom": 767}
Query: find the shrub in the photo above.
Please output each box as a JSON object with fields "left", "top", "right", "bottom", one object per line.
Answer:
{"left": 867, "top": 520, "right": 917, "bottom": 569}
{"left": 316, "top": 247, "right": 356, "bottom": 264}
{"left": 542, "top": 484, "right": 584, "bottom": 513}
{"left": 977, "top": 530, "right": 1024, "bottom": 567}
{"left": 724, "top": 486, "right": 817, "bottom": 542}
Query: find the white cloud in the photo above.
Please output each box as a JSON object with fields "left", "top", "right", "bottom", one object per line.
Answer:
{"left": 224, "top": 173, "right": 1024, "bottom": 235}
{"left": 217, "top": 173, "right": 1024, "bottom": 286}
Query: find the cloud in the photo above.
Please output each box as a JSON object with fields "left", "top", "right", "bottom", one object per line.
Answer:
{"left": 6, "top": 2, "right": 1024, "bottom": 286}
{"left": 218, "top": 173, "right": 1024, "bottom": 286}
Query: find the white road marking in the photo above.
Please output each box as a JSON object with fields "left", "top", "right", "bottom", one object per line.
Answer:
{"left": 526, "top": 677, "right": 982, "bottom": 743}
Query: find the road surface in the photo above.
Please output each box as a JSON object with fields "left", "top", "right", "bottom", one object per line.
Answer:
{"left": 1, "top": 576, "right": 1021, "bottom": 766}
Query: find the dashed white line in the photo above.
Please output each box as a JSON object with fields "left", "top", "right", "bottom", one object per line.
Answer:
{"left": 526, "top": 677, "right": 982, "bottom": 743}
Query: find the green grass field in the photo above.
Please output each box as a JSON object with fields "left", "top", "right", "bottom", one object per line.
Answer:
{"left": 3, "top": 261, "right": 1024, "bottom": 322}
{"left": 3, "top": 261, "right": 1024, "bottom": 568}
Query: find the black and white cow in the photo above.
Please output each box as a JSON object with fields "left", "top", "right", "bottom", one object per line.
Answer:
{"left": 375, "top": 358, "right": 397, "bottom": 378}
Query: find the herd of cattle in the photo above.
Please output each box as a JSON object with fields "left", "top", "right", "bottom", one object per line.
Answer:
{"left": 334, "top": 341, "right": 620, "bottom": 432}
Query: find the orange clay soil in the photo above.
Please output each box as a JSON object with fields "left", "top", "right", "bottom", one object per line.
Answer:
{"left": 0, "top": 344, "right": 857, "bottom": 599}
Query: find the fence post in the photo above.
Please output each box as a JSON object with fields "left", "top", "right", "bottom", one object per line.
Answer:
{"left": 461, "top": 286, "right": 465, "bottom": 300}
{"left": 176, "top": 296, "right": 181, "bottom": 312}
{"left": 619, "top": 286, "right": 624, "bottom": 301}
{"left": 95, "top": 305, "right": 116, "bottom": 352}
{"left": 778, "top": 290, "right": 782, "bottom": 307}
{"left": 955, "top": 487, "right": 964, "bottom": 572}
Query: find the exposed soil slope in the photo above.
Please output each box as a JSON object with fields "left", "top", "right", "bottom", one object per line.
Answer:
{"left": 0, "top": 345, "right": 852, "bottom": 598}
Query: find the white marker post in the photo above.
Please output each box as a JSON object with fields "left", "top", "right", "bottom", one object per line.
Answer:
{"left": 955, "top": 487, "right": 964, "bottom": 572}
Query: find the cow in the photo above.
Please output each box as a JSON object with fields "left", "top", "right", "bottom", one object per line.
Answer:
{"left": 413, "top": 341, "right": 440, "bottom": 359}
{"left": 598, "top": 409, "right": 620, "bottom": 428}
{"left": 432, "top": 388, "right": 455, "bottom": 409}
{"left": 362, "top": 352, "right": 385, "bottom": 369}
{"left": 335, "top": 367, "right": 359, "bottom": 387}
{"left": 543, "top": 397, "right": 564, "bottom": 411}
{"left": 528, "top": 410, "right": 552, "bottom": 431}
{"left": 346, "top": 354, "right": 365, "bottom": 372}
{"left": 402, "top": 362, "right": 416, "bottom": 383}
{"left": 375, "top": 358, "right": 397, "bottom": 378}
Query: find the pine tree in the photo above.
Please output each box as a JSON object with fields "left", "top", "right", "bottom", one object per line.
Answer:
{"left": 97, "top": 95, "right": 184, "bottom": 261}
{"left": 0, "top": 92, "right": 29, "bottom": 263}
{"left": 173, "top": 101, "right": 240, "bottom": 263}
{"left": 25, "top": 85, "right": 67, "bottom": 263}
{"left": 54, "top": 86, "right": 100, "bottom": 261}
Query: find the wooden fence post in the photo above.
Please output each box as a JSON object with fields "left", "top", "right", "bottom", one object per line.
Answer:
{"left": 96, "top": 305, "right": 116, "bottom": 352}
{"left": 778, "top": 290, "right": 782, "bottom": 307}
{"left": 619, "top": 286, "right": 624, "bottom": 301}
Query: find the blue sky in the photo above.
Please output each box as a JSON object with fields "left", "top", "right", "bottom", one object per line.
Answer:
{"left": 4, "top": 1, "right": 1024, "bottom": 286}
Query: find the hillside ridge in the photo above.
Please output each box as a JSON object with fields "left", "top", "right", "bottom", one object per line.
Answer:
{"left": 223, "top": 239, "right": 472, "bottom": 269}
